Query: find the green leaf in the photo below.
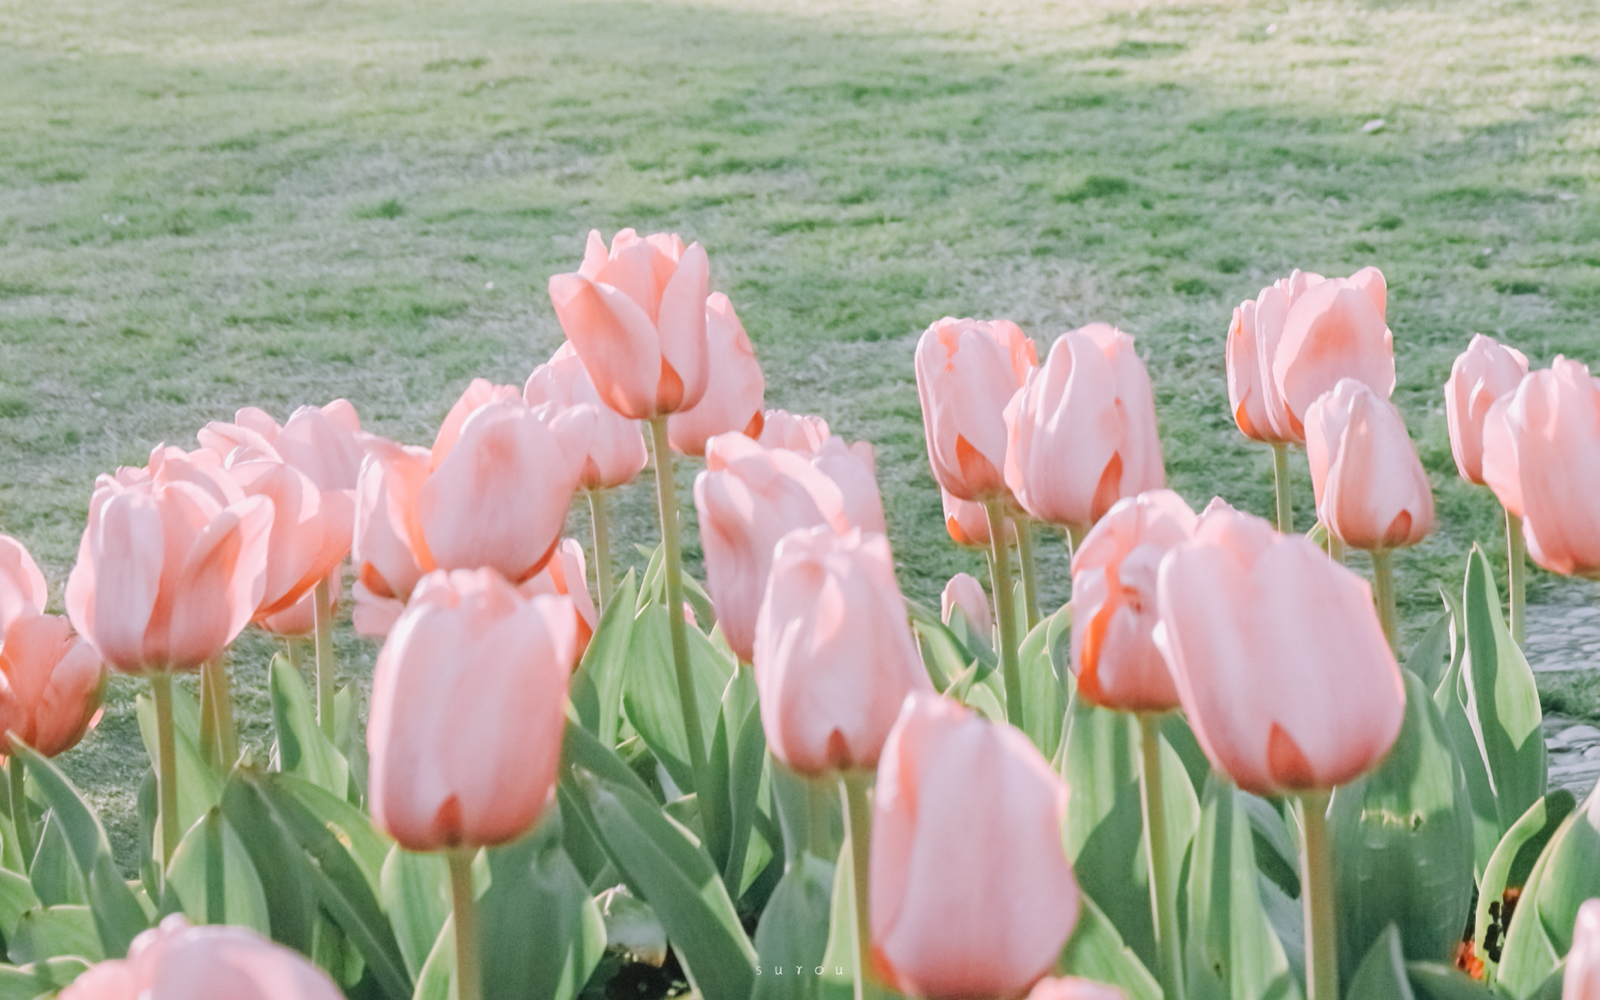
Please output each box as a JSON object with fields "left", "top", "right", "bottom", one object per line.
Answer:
{"left": 6, "top": 906, "right": 102, "bottom": 964}
{"left": 1330, "top": 670, "right": 1474, "bottom": 975}
{"left": 0, "top": 957, "right": 90, "bottom": 999}
{"left": 1018, "top": 605, "right": 1070, "bottom": 761}
{"left": 1405, "top": 611, "right": 1454, "bottom": 694}
{"left": 753, "top": 855, "right": 836, "bottom": 1000}
{"left": 165, "top": 807, "right": 270, "bottom": 935}
{"left": 134, "top": 685, "right": 222, "bottom": 838}
{"left": 570, "top": 570, "right": 639, "bottom": 748}
{"left": 333, "top": 685, "right": 369, "bottom": 806}
{"left": 411, "top": 917, "right": 453, "bottom": 1000}
{"left": 28, "top": 814, "right": 85, "bottom": 908}
{"left": 1405, "top": 961, "right": 1505, "bottom": 1000}
{"left": 0, "top": 870, "right": 40, "bottom": 941}
{"left": 1474, "top": 790, "right": 1575, "bottom": 981}
{"left": 1056, "top": 891, "right": 1162, "bottom": 1000}
{"left": 1347, "top": 925, "right": 1416, "bottom": 1000}
{"left": 635, "top": 541, "right": 665, "bottom": 610}
{"left": 597, "top": 885, "right": 666, "bottom": 966}
{"left": 13, "top": 745, "right": 147, "bottom": 959}
{"left": 1498, "top": 787, "right": 1600, "bottom": 997}
{"left": 219, "top": 773, "right": 316, "bottom": 953}
{"left": 269, "top": 654, "right": 350, "bottom": 798}
{"left": 380, "top": 847, "right": 450, "bottom": 984}
{"left": 722, "top": 668, "right": 769, "bottom": 896}
{"left": 276, "top": 774, "right": 392, "bottom": 898}
{"left": 622, "top": 603, "right": 734, "bottom": 793}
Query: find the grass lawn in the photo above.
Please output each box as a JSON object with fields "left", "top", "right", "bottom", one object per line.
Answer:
{"left": 3, "top": 0, "right": 1599, "bottom": 868}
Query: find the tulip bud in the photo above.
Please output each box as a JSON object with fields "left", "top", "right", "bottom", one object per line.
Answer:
{"left": 941, "top": 572, "right": 992, "bottom": 644}
{"left": 1565, "top": 899, "right": 1600, "bottom": 999}
{"left": 223, "top": 456, "right": 354, "bottom": 619}
{"left": 941, "top": 487, "right": 1014, "bottom": 549}
{"left": 758, "top": 409, "right": 831, "bottom": 454}
{"left": 915, "top": 317, "right": 1037, "bottom": 502}
{"left": 367, "top": 569, "right": 576, "bottom": 850}
{"left": 1226, "top": 269, "right": 1324, "bottom": 444}
{"left": 1272, "top": 268, "right": 1396, "bottom": 442}
{"left": 61, "top": 914, "right": 344, "bottom": 1000}
{"left": 1444, "top": 335, "right": 1529, "bottom": 486}
{"left": 1070, "top": 489, "right": 1197, "bottom": 712}
{"left": 524, "top": 342, "right": 649, "bottom": 490}
{"left": 430, "top": 378, "right": 522, "bottom": 468}
{"left": 1005, "top": 324, "right": 1164, "bottom": 532}
{"left": 519, "top": 538, "right": 598, "bottom": 656}
{"left": 667, "top": 293, "right": 765, "bottom": 456}
{"left": 753, "top": 529, "right": 931, "bottom": 775}
{"left": 548, "top": 228, "right": 711, "bottom": 419}
{"left": 1027, "top": 978, "right": 1128, "bottom": 1000}
{"left": 1304, "top": 379, "right": 1435, "bottom": 551}
{"left": 199, "top": 400, "right": 365, "bottom": 494}
{"left": 0, "top": 612, "right": 105, "bottom": 757}
{"left": 0, "top": 534, "right": 48, "bottom": 631}
{"left": 260, "top": 567, "right": 341, "bottom": 638}
{"left": 872, "top": 694, "right": 1080, "bottom": 1000}
{"left": 1153, "top": 503, "right": 1405, "bottom": 795}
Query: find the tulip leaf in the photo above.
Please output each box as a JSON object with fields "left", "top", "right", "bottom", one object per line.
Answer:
{"left": 380, "top": 847, "right": 450, "bottom": 983}
{"left": 752, "top": 854, "right": 835, "bottom": 1000}
{"left": 622, "top": 603, "right": 734, "bottom": 794}
{"left": 164, "top": 806, "right": 270, "bottom": 935}
{"left": 720, "top": 668, "right": 769, "bottom": 897}
{"left": 273, "top": 774, "right": 392, "bottom": 898}
{"left": 135, "top": 686, "right": 222, "bottom": 839}
{"left": 28, "top": 814, "right": 85, "bottom": 908}
{"left": 333, "top": 685, "right": 369, "bottom": 806}
{"left": 0, "top": 956, "right": 91, "bottom": 999}
{"left": 1057, "top": 891, "right": 1162, "bottom": 1000}
{"left": 1347, "top": 925, "right": 1417, "bottom": 1000}
{"left": 1243, "top": 793, "right": 1300, "bottom": 901}
{"left": 597, "top": 885, "right": 667, "bottom": 966}
{"left": 1186, "top": 772, "right": 1303, "bottom": 1000}
{"left": 1405, "top": 611, "right": 1454, "bottom": 695}
{"left": 1404, "top": 961, "right": 1506, "bottom": 1000}
{"left": 1158, "top": 713, "right": 1211, "bottom": 798}
{"left": 1474, "top": 790, "right": 1575, "bottom": 982}
{"left": 410, "top": 915, "right": 453, "bottom": 1000}
{"left": 1497, "top": 788, "right": 1600, "bottom": 997}
{"left": 570, "top": 570, "right": 639, "bottom": 747}
{"left": 1330, "top": 669, "right": 1474, "bottom": 976}
{"left": 219, "top": 773, "right": 317, "bottom": 953}
{"left": 635, "top": 542, "right": 666, "bottom": 610}
{"left": 0, "top": 869, "right": 40, "bottom": 942}
{"left": 13, "top": 745, "right": 147, "bottom": 959}
{"left": 1017, "top": 605, "right": 1070, "bottom": 761}
{"left": 6, "top": 905, "right": 102, "bottom": 965}
{"left": 269, "top": 654, "right": 350, "bottom": 799}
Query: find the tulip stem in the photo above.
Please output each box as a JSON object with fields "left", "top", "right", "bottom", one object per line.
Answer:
{"left": 983, "top": 500, "right": 1024, "bottom": 728}
{"left": 1138, "top": 714, "right": 1185, "bottom": 1000}
{"left": 1271, "top": 442, "right": 1294, "bottom": 534}
{"left": 199, "top": 655, "right": 238, "bottom": 771}
{"left": 1016, "top": 518, "right": 1042, "bottom": 632}
{"left": 151, "top": 672, "right": 180, "bottom": 868}
{"left": 1371, "top": 548, "right": 1399, "bottom": 652}
{"left": 1299, "top": 790, "right": 1338, "bottom": 1000}
{"left": 648, "top": 418, "right": 709, "bottom": 793}
{"left": 588, "top": 490, "right": 615, "bottom": 612}
{"left": 447, "top": 849, "right": 483, "bottom": 1000}
{"left": 314, "top": 577, "right": 336, "bottom": 741}
{"left": 1327, "top": 531, "right": 1346, "bottom": 565}
{"left": 839, "top": 771, "right": 879, "bottom": 1000}
{"left": 9, "top": 757, "right": 32, "bottom": 870}
{"left": 1507, "top": 508, "right": 1526, "bottom": 644}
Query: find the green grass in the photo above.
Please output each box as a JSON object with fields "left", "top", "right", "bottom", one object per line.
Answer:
{"left": 3, "top": 0, "right": 1600, "bottom": 866}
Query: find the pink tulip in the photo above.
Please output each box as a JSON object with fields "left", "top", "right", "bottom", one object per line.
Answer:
{"left": 915, "top": 317, "right": 1038, "bottom": 502}
{"left": 351, "top": 439, "right": 434, "bottom": 633}
{"left": 65, "top": 474, "right": 273, "bottom": 673}
{"left": 1153, "top": 503, "right": 1405, "bottom": 795}
{"left": 1226, "top": 269, "right": 1325, "bottom": 444}
{"left": 1444, "top": 335, "right": 1529, "bottom": 486}
{"left": 941, "top": 572, "right": 992, "bottom": 643}
{"left": 1304, "top": 380, "right": 1435, "bottom": 550}
{"left": 1070, "top": 489, "right": 1197, "bottom": 712}
{"left": 548, "top": 228, "right": 711, "bottom": 419}
{"left": 811, "top": 437, "right": 886, "bottom": 535}
{"left": 260, "top": 567, "right": 341, "bottom": 638}
{"left": 223, "top": 455, "right": 354, "bottom": 619}
{"left": 520, "top": 538, "right": 599, "bottom": 656}
{"left": 199, "top": 399, "right": 365, "bottom": 492}
{"left": 941, "top": 487, "right": 1015, "bottom": 549}
{"left": 0, "top": 534, "right": 48, "bottom": 630}
{"left": 872, "top": 694, "right": 1080, "bottom": 1000}
{"left": 693, "top": 433, "right": 874, "bottom": 662}
{"left": 1565, "top": 898, "right": 1600, "bottom": 999}
{"left": 60, "top": 914, "right": 343, "bottom": 1000}
{"left": 1272, "top": 268, "right": 1395, "bottom": 442}
{"left": 1027, "top": 978, "right": 1128, "bottom": 1000}
{"left": 429, "top": 379, "right": 522, "bottom": 468}
{"left": 1005, "top": 324, "right": 1165, "bottom": 532}
{"left": 524, "top": 342, "right": 649, "bottom": 490}
{"left": 752, "top": 528, "right": 930, "bottom": 775}
{"left": 667, "top": 293, "right": 765, "bottom": 456}
{"left": 1481, "top": 358, "right": 1600, "bottom": 577}
{"left": 367, "top": 569, "right": 576, "bottom": 850}
{"left": 758, "top": 410, "right": 832, "bottom": 454}
{"left": 0, "top": 612, "right": 105, "bottom": 757}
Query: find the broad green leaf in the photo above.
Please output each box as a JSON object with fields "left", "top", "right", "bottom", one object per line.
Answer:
{"left": 1186, "top": 773, "right": 1302, "bottom": 1000}
{"left": 961, "top": 677, "right": 1007, "bottom": 723}
{"left": 1405, "top": 611, "right": 1454, "bottom": 694}
{"left": 0, "top": 870, "right": 40, "bottom": 941}
{"left": 1405, "top": 961, "right": 1505, "bottom": 999}
{"left": 1330, "top": 670, "right": 1474, "bottom": 975}
{"left": 220, "top": 773, "right": 316, "bottom": 953}
{"left": 135, "top": 687, "right": 222, "bottom": 839}
{"left": 1056, "top": 891, "right": 1162, "bottom": 1000}
{"left": 28, "top": 814, "right": 84, "bottom": 907}
{"left": 1433, "top": 582, "right": 1501, "bottom": 877}
{"left": 14, "top": 746, "right": 147, "bottom": 959}
{"left": 1498, "top": 786, "right": 1600, "bottom": 997}
{"left": 1018, "top": 605, "right": 1070, "bottom": 761}
{"left": 411, "top": 916, "right": 453, "bottom": 1000}
{"left": 635, "top": 541, "right": 665, "bottom": 610}
{"left": 1347, "top": 925, "right": 1416, "bottom": 1000}
{"left": 6, "top": 906, "right": 101, "bottom": 964}
{"left": 820, "top": 839, "right": 856, "bottom": 999}
{"left": 1244, "top": 793, "right": 1300, "bottom": 901}
{"left": 333, "top": 685, "right": 369, "bottom": 806}
{"left": 276, "top": 775, "right": 392, "bottom": 898}
{"left": 769, "top": 760, "right": 840, "bottom": 867}
{"left": 721, "top": 668, "right": 768, "bottom": 895}
{"left": 622, "top": 603, "right": 734, "bottom": 793}
{"left": 1474, "top": 790, "right": 1575, "bottom": 981}
{"left": 380, "top": 847, "right": 450, "bottom": 983}
{"left": 165, "top": 807, "right": 270, "bottom": 935}
{"left": 1158, "top": 713, "right": 1210, "bottom": 798}
{"left": 269, "top": 655, "right": 349, "bottom": 798}
{"left": 753, "top": 855, "right": 835, "bottom": 1000}
{"left": 597, "top": 885, "right": 666, "bottom": 966}
{"left": 570, "top": 570, "right": 639, "bottom": 747}
{"left": 0, "top": 957, "right": 90, "bottom": 999}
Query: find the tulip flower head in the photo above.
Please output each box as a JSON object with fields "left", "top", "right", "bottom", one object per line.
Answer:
{"left": 524, "top": 342, "right": 649, "bottom": 490}
{"left": 941, "top": 486, "right": 1015, "bottom": 549}
{"left": 1005, "top": 324, "right": 1165, "bottom": 533}
{"left": 1153, "top": 503, "right": 1405, "bottom": 795}
{"left": 941, "top": 572, "right": 992, "bottom": 645}
{"left": 915, "top": 317, "right": 1037, "bottom": 502}
{"left": 260, "top": 567, "right": 341, "bottom": 638}
{"left": 667, "top": 292, "right": 765, "bottom": 456}
{"left": 0, "top": 534, "right": 48, "bottom": 630}
{"left": 198, "top": 399, "right": 365, "bottom": 493}
{"left": 1444, "top": 334, "right": 1529, "bottom": 486}
{"left": 1304, "top": 379, "right": 1435, "bottom": 551}
{"left": 548, "top": 228, "right": 711, "bottom": 419}
{"left": 519, "top": 538, "right": 599, "bottom": 656}
{"left": 752, "top": 528, "right": 931, "bottom": 775}
{"left": 758, "top": 409, "right": 832, "bottom": 454}
{"left": 222, "top": 454, "right": 354, "bottom": 620}
{"left": 872, "top": 693, "right": 1080, "bottom": 1000}
{"left": 1565, "top": 898, "right": 1600, "bottom": 1000}
{"left": 367, "top": 569, "right": 577, "bottom": 851}
{"left": 0, "top": 612, "right": 105, "bottom": 757}
{"left": 1070, "top": 489, "right": 1198, "bottom": 713}
{"left": 60, "top": 914, "right": 343, "bottom": 1000}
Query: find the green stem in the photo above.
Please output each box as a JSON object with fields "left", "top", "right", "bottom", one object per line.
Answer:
{"left": 588, "top": 490, "right": 615, "bottom": 613}
{"left": 1507, "top": 508, "right": 1526, "bottom": 645}
{"left": 151, "top": 672, "right": 180, "bottom": 867}
{"left": 1372, "top": 548, "right": 1399, "bottom": 653}
{"left": 314, "top": 577, "right": 336, "bottom": 741}
{"left": 1272, "top": 442, "right": 1294, "bottom": 534}
{"left": 1300, "top": 790, "right": 1338, "bottom": 1000}
{"left": 1065, "top": 523, "right": 1086, "bottom": 562}
{"left": 840, "top": 772, "right": 879, "bottom": 1000}
{"left": 1139, "top": 715, "right": 1184, "bottom": 1000}
{"left": 9, "top": 757, "right": 32, "bottom": 870}
{"left": 1327, "top": 531, "right": 1346, "bottom": 565}
{"left": 198, "top": 656, "right": 219, "bottom": 770}
{"left": 447, "top": 849, "right": 482, "bottom": 1000}
{"left": 1016, "top": 517, "right": 1041, "bottom": 632}
{"left": 983, "top": 499, "right": 1024, "bottom": 728}
{"left": 648, "top": 418, "right": 709, "bottom": 794}
{"left": 200, "top": 655, "right": 237, "bottom": 770}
